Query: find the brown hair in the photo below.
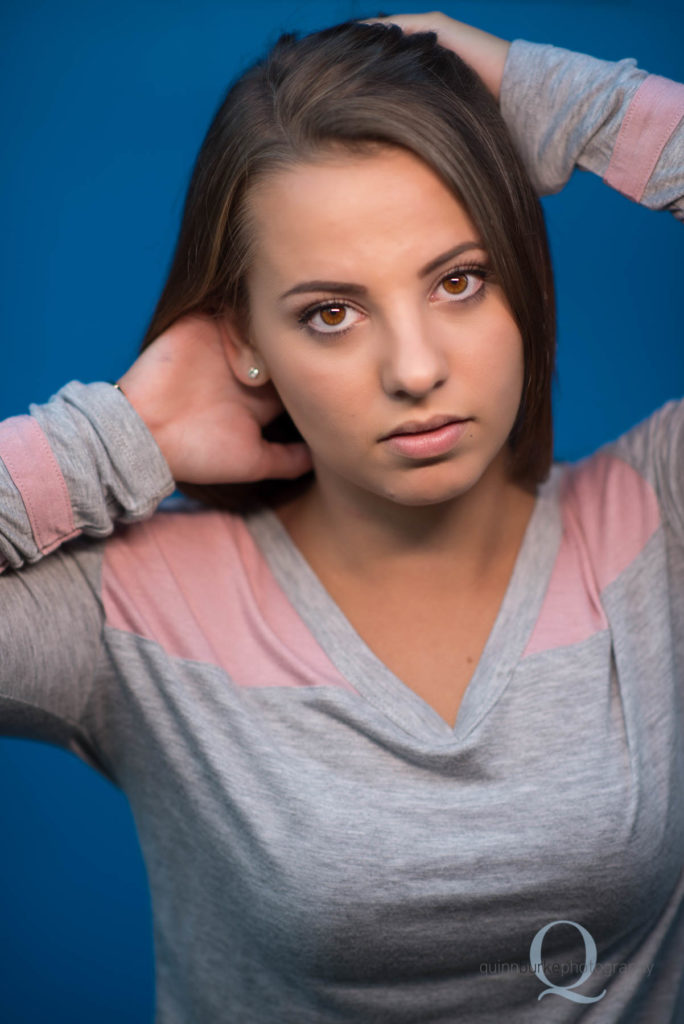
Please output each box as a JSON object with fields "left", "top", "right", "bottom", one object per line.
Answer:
{"left": 139, "top": 18, "right": 556, "bottom": 509}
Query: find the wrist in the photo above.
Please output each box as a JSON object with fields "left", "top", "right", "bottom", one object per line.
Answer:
{"left": 488, "top": 37, "right": 512, "bottom": 101}
{"left": 112, "top": 375, "right": 175, "bottom": 470}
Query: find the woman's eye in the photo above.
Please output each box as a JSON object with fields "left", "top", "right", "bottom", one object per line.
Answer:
{"left": 298, "top": 266, "right": 490, "bottom": 336}
{"left": 434, "top": 269, "right": 487, "bottom": 303}
{"left": 298, "top": 302, "right": 362, "bottom": 336}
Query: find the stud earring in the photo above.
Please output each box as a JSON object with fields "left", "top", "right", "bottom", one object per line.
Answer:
{"left": 247, "top": 366, "right": 260, "bottom": 380}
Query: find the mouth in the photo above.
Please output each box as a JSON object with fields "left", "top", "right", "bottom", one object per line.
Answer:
{"left": 380, "top": 414, "right": 470, "bottom": 441}
{"left": 379, "top": 417, "right": 472, "bottom": 459}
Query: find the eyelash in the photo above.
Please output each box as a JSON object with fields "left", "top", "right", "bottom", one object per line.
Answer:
{"left": 295, "top": 263, "right": 494, "bottom": 339}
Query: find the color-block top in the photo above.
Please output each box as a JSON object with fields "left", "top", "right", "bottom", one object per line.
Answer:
{"left": 1, "top": 39, "right": 683, "bottom": 1024}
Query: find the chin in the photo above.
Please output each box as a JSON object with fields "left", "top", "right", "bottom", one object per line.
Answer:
{"left": 387, "top": 490, "right": 475, "bottom": 508}
{"left": 379, "top": 471, "right": 486, "bottom": 507}
{"left": 381, "top": 447, "right": 513, "bottom": 506}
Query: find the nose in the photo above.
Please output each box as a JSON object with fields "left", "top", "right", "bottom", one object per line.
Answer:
{"left": 379, "top": 316, "right": 448, "bottom": 400}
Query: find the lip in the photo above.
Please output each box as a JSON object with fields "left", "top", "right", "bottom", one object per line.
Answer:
{"left": 380, "top": 418, "right": 471, "bottom": 459}
{"left": 380, "top": 414, "right": 468, "bottom": 440}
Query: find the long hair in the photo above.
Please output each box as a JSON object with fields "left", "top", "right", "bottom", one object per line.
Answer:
{"left": 139, "top": 18, "right": 556, "bottom": 510}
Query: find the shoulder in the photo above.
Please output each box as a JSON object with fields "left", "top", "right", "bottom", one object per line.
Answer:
{"left": 522, "top": 421, "right": 669, "bottom": 657}
{"left": 558, "top": 398, "right": 684, "bottom": 544}
{"left": 101, "top": 498, "right": 253, "bottom": 631}
{"left": 550, "top": 404, "right": 683, "bottom": 591}
{"left": 105, "top": 495, "right": 247, "bottom": 563}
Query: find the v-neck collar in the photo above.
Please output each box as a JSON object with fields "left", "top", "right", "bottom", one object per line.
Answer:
{"left": 243, "top": 467, "right": 563, "bottom": 746}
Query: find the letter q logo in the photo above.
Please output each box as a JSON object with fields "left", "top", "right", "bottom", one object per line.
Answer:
{"left": 529, "top": 920, "right": 607, "bottom": 1004}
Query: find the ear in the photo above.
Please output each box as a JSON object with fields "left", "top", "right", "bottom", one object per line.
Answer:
{"left": 218, "top": 312, "right": 271, "bottom": 386}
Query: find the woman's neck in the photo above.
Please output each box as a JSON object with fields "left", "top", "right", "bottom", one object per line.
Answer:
{"left": 274, "top": 456, "right": 537, "bottom": 589}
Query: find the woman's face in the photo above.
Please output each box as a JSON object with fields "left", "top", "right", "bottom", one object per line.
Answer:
{"left": 241, "top": 145, "right": 524, "bottom": 511}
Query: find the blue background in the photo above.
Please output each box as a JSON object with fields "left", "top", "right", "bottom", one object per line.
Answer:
{"left": 1, "top": 0, "right": 682, "bottom": 1020}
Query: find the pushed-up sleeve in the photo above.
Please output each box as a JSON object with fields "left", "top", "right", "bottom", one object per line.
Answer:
{"left": 500, "top": 39, "right": 684, "bottom": 221}
{"left": 0, "top": 380, "right": 174, "bottom": 572}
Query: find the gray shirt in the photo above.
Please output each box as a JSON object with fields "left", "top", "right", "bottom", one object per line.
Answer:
{"left": 1, "top": 39, "right": 683, "bottom": 1023}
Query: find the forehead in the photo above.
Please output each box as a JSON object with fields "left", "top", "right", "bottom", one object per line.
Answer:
{"left": 244, "top": 146, "right": 481, "bottom": 277}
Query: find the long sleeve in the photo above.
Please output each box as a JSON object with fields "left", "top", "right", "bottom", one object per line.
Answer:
{"left": 500, "top": 39, "right": 684, "bottom": 221}
{"left": 0, "top": 380, "right": 174, "bottom": 572}
{"left": 607, "top": 397, "right": 684, "bottom": 545}
{"left": 0, "top": 381, "right": 175, "bottom": 765}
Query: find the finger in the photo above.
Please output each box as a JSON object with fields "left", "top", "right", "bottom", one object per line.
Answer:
{"left": 357, "top": 15, "right": 440, "bottom": 43}
{"left": 358, "top": 17, "right": 401, "bottom": 28}
{"left": 357, "top": 14, "right": 420, "bottom": 29}
{"left": 357, "top": 11, "right": 393, "bottom": 22}
{"left": 252, "top": 441, "right": 314, "bottom": 481}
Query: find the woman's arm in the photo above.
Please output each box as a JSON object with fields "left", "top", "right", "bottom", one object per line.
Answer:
{"left": 500, "top": 40, "right": 684, "bottom": 220}
{"left": 0, "top": 380, "right": 174, "bottom": 572}
{"left": 0, "top": 314, "right": 312, "bottom": 572}
{"left": 0, "top": 314, "right": 313, "bottom": 755}
{"left": 0, "top": 378, "right": 173, "bottom": 765}
{"left": 363, "top": 13, "right": 684, "bottom": 222}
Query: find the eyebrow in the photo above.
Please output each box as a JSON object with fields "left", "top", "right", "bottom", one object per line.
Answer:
{"left": 277, "top": 241, "right": 486, "bottom": 301}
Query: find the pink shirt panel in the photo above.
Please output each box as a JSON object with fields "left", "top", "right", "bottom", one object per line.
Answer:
{"left": 102, "top": 506, "right": 357, "bottom": 692}
{"left": 524, "top": 453, "right": 661, "bottom": 657}
{"left": 0, "top": 415, "right": 78, "bottom": 567}
{"left": 604, "top": 74, "right": 684, "bottom": 201}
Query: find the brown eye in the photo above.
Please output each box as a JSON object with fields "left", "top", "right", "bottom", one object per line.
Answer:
{"left": 320, "top": 306, "right": 346, "bottom": 326}
{"left": 442, "top": 274, "right": 468, "bottom": 295}
{"left": 435, "top": 267, "right": 489, "bottom": 305}
{"left": 297, "top": 301, "right": 364, "bottom": 337}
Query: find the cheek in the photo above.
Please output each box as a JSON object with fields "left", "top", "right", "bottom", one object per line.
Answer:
{"left": 466, "top": 316, "right": 523, "bottom": 391}
{"left": 505, "top": 332, "right": 525, "bottom": 391}
{"left": 263, "top": 356, "right": 354, "bottom": 442}
{"left": 267, "top": 348, "right": 363, "bottom": 418}
{"left": 488, "top": 312, "right": 524, "bottom": 384}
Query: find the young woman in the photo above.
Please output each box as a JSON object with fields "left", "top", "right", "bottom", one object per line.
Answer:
{"left": 1, "top": 11, "right": 682, "bottom": 1022}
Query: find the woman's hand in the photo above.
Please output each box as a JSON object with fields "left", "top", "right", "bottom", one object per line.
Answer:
{"left": 115, "top": 314, "right": 313, "bottom": 485}
{"left": 360, "top": 11, "right": 511, "bottom": 101}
